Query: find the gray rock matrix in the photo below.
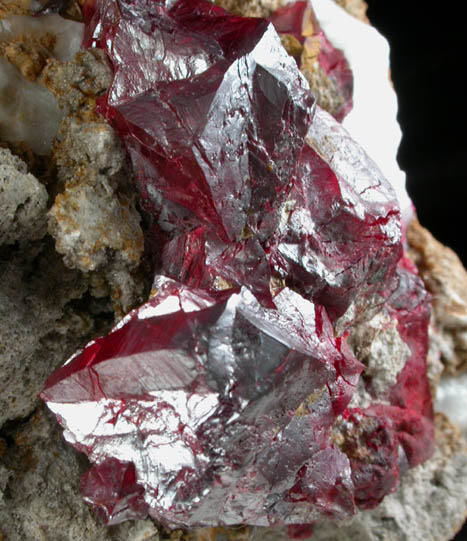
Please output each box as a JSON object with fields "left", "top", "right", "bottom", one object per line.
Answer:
{"left": 0, "top": 42, "right": 156, "bottom": 540}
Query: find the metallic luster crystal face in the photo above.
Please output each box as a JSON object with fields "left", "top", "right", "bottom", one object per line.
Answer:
{"left": 85, "top": 0, "right": 314, "bottom": 241}
{"left": 43, "top": 278, "right": 362, "bottom": 527}
{"left": 42, "top": 0, "right": 434, "bottom": 531}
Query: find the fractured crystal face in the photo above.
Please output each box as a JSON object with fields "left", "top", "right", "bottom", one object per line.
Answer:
{"left": 160, "top": 107, "right": 402, "bottom": 321}
{"left": 41, "top": 0, "right": 434, "bottom": 531}
{"left": 271, "top": 133, "right": 402, "bottom": 321}
{"left": 43, "top": 278, "right": 362, "bottom": 527}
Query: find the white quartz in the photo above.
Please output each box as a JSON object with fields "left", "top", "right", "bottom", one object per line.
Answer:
{"left": 0, "top": 15, "right": 84, "bottom": 154}
{"left": 0, "top": 14, "right": 83, "bottom": 62}
{"left": 0, "top": 58, "right": 63, "bottom": 154}
{"left": 436, "top": 373, "right": 467, "bottom": 438}
{"left": 311, "top": 0, "right": 413, "bottom": 222}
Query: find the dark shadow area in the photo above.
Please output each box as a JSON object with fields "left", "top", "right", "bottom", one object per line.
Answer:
{"left": 365, "top": 1, "right": 466, "bottom": 266}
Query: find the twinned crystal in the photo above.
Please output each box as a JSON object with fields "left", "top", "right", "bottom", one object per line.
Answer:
{"left": 42, "top": 0, "right": 434, "bottom": 532}
{"left": 86, "top": 0, "right": 314, "bottom": 242}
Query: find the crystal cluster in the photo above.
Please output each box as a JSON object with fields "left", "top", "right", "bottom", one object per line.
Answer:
{"left": 42, "top": 0, "right": 434, "bottom": 531}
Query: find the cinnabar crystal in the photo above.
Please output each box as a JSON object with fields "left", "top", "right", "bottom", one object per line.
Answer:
{"left": 42, "top": 0, "right": 434, "bottom": 532}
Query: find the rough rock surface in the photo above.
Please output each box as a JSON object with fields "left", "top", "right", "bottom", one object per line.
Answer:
{"left": 0, "top": 0, "right": 30, "bottom": 17}
{"left": 0, "top": 150, "right": 97, "bottom": 425}
{"left": 42, "top": 47, "right": 147, "bottom": 316}
{"left": 214, "top": 0, "right": 282, "bottom": 18}
{"left": 0, "top": 148, "right": 47, "bottom": 244}
{"left": 0, "top": 237, "right": 91, "bottom": 425}
{"left": 0, "top": 0, "right": 147, "bottom": 457}
{"left": 48, "top": 119, "right": 143, "bottom": 276}
{"left": 407, "top": 218, "right": 467, "bottom": 374}
{"left": 0, "top": 31, "right": 55, "bottom": 82}
{"left": 41, "top": 48, "right": 112, "bottom": 116}
{"left": 347, "top": 310, "right": 411, "bottom": 397}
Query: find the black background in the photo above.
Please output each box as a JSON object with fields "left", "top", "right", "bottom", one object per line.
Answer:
{"left": 365, "top": 1, "right": 466, "bottom": 266}
{"left": 365, "top": 3, "right": 466, "bottom": 538}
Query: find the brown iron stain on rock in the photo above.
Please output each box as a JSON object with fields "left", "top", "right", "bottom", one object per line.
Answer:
{"left": 0, "top": 32, "right": 56, "bottom": 81}
{"left": 279, "top": 32, "right": 303, "bottom": 58}
{"left": 214, "top": 0, "right": 282, "bottom": 18}
{"left": 0, "top": 0, "right": 30, "bottom": 18}
{"left": 408, "top": 217, "right": 467, "bottom": 374}
{"left": 41, "top": 48, "right": 112, "bottom": 121}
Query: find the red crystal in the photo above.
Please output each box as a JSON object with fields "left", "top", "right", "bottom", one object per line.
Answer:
{"left": 312, "top": 30, "right": 353, "bottom": 121}
{"left": 270, "top": 143, "right": 402, "bottom": 320}
{"left": 41, "top": 0, "right": 434, "bottom": 531}
{"left": 87, "top": 0, "right": 314, "bottom": 241}
{"left": 159, "top": 114, "right": 402, "bottom": 321}
{"left": 342, "top": 263, "right": 434, "bottom": 509}
{"left": 287, "top": 524, "right": 315, "bottom": 539}
{"left": 341, "top": 408, "right": 401, "bottom": 509}
{"left": 268, "top": 1, "right": 308, "bottom": 44}
{"left": 81, "top": 458, "right": 148, "bottom": 525}
{"left": 43, "top": 279, "right": 362, "bottom": 527}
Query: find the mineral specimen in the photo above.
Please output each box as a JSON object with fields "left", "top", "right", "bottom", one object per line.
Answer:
{"left": 41, "top": 0, "right": 435, "bottom": 533}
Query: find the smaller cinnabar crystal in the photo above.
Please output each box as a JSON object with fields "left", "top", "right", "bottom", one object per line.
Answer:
{"left": 81, "top": 458, "right": 148, "bottom": 525}
{"left": 338, "top": 262, "right": 434, "bottom": 509}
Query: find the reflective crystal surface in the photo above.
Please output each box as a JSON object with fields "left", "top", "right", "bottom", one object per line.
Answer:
{"left": 85, "top": 0, "right": 314, "bottom": 241}
{"left": 43, "top": 278, "right": 362, "bottom": 527}
{"left": 159, "top": 107, "right": 402, "bottom": 321}
{"left": 41, "top": 0, "right": 434, "bottom": 531}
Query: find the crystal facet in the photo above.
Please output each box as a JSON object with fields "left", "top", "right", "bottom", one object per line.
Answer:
{"left": 86, "top": 0, "right": 314, "bottom": 241}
